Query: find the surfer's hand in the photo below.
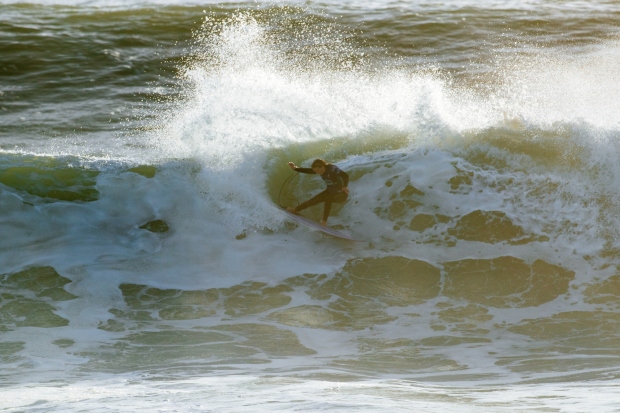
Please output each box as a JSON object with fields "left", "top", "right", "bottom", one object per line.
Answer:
{"left": 288, "top": 162, "right": 296, "bottom": 170}
{"left": 342, "top": 187, "right": 349, "bottom": 195}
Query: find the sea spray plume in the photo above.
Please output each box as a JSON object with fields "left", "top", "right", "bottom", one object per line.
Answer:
{"left": 154, "top": 6, "right": 468, "bottom": 156}
{"left": 502, "top": 39, "right": 620, "bottom": 129}
{"left": 145, "top": 6, "right": 495, "bottom": 234}
{"left": 146, "top": 8, "right": 373, "bottom": 233}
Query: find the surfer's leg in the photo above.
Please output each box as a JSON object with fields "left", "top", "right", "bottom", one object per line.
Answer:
{"left": 295, "top": 190, "right": 329, "bottom": 212}
{"left": 322, "top": 193, "right": 347, "bottom": 221}
{"left": 322, "top": 200, "right": 333, "bottom": 222}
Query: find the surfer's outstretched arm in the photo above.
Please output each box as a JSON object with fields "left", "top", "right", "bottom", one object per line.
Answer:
{"left": 288, "top": 161, "right": 316, "bottom": 174}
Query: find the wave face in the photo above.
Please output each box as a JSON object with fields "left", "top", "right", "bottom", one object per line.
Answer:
{"left": 2, "top": 1, "right": 620, "bottom": 411}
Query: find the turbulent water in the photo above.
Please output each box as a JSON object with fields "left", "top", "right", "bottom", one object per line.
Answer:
{"left": 2, "top": 0, "right": 620, "bottom": 411}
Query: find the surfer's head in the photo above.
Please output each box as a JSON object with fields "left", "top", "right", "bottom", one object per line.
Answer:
{"left": 311, "top": 159, "right": 328, "bottom": 175}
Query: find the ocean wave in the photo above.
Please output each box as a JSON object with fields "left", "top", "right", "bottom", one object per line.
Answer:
{"left": 3, "top": 1, "right": 620, "bottom": 408}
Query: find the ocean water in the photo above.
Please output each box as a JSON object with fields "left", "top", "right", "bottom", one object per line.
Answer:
{"left": 2, "top": 0, "right": 620, "bottom": 411}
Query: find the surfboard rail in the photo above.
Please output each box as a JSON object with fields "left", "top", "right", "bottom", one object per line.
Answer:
{"left": 281, "top": 207, "right": 359, "bottom": 241}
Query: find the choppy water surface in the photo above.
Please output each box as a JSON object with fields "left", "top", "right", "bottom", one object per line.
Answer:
{"left": 2, "top": 1, "right": 620, "bottom": 411}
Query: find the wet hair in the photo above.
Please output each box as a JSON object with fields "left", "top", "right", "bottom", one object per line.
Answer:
{"left": 311, "top": 159, "right": 328, "bottom": 168}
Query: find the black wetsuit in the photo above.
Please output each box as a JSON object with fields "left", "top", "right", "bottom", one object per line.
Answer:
{"left": 293, "top": 164, "right": 349, "bottom": 221}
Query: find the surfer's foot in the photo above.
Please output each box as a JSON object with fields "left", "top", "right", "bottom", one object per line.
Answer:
{"left": 320, "top": 220, "right": 327, "bottom": 226}
{"left": 286, "top": 207, "right": 300, "bottom": 215}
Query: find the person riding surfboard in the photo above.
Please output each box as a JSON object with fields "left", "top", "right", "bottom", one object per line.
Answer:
{"left": 286, "top": 159, "right": 350, "bottom": 226}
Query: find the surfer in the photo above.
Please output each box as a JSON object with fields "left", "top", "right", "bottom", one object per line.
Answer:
{"left": 286, "top": 159, "right": 350, "bottom": 226}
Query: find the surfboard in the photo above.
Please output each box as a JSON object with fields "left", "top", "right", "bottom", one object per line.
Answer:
{"left": 281, "top": 208, "right": 359, "bottom": 241}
